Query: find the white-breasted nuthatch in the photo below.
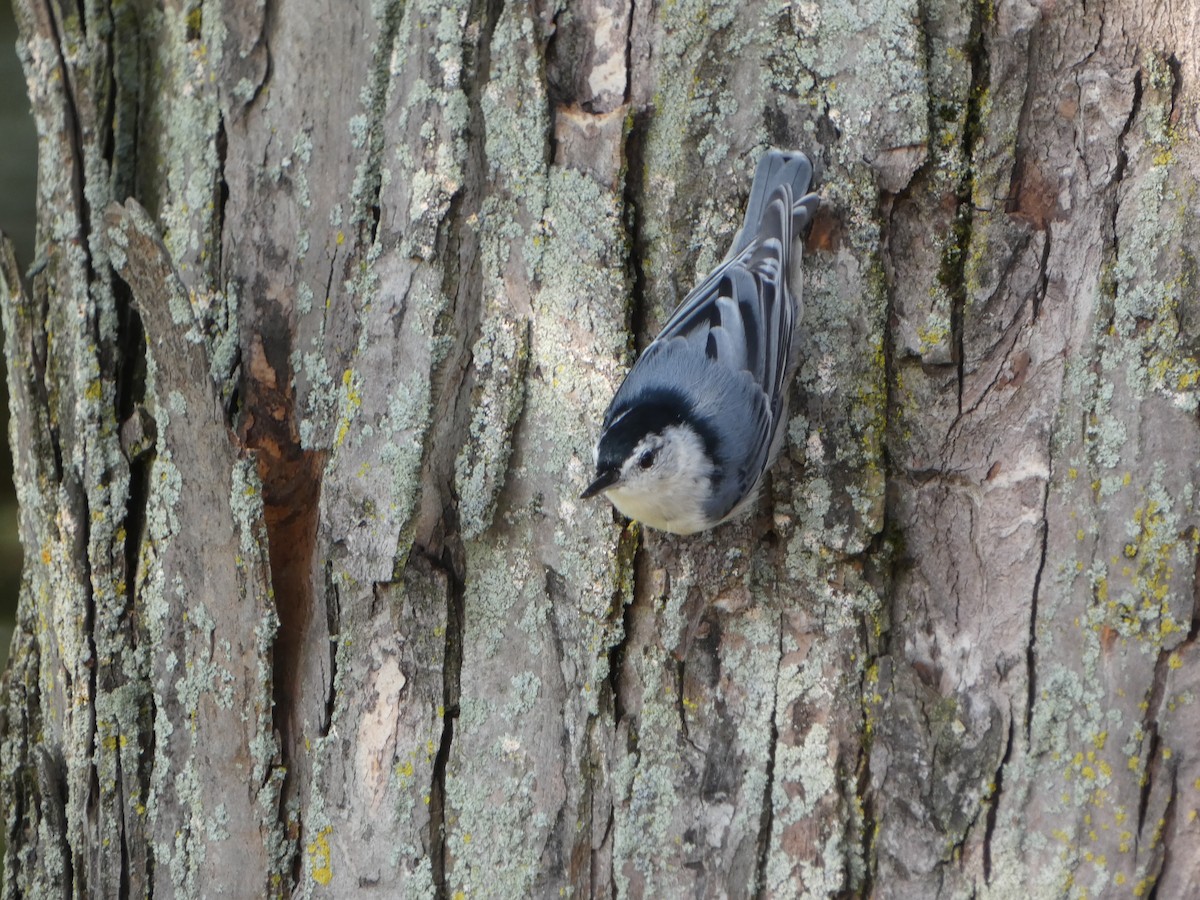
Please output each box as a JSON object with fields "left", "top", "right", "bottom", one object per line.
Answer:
{"left": 581, "top": 150, "right": 819, "bottom": 534}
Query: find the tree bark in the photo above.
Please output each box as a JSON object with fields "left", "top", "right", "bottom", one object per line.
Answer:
{"left": 2, "top": 0, "right": 1199, "bottom": 897}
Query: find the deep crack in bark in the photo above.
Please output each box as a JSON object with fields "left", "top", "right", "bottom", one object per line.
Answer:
{"left": 753, "top": 615, "right": 783, "bottom": 898}
{"left": 425, "top": 0, "right": 506, "bottom": 893}
{"left": 943, "top": 0, "right": 991, "bottom": 415}
{"left": 429, "top": 547, "right": 465, "bottom": 899}
{"left": 1025, "top": 463, "right": 1050, "bottom": 742}
{"left": 622, "top": 103, "right": 652, "bottom": 357}
{"left": 1136, "top": 640, "right": 1174, "bottom": 842}
{"left": 982, "top": 714, "right": 1014, "bottom": 883}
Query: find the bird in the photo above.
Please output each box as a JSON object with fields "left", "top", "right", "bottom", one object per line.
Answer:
{"left": 581, "top": 149, "right": 819, "bottom": 534}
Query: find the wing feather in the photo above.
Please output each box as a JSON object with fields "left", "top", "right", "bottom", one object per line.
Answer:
{"left": 644, "top": 179, "right": 809, "bottom": 508}
{"left": 602, "top": 150, "right": 819, "bottom": 524}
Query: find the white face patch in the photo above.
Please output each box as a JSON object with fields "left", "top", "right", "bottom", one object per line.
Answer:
{"left": 605, "top": 424, "right": 715, "bottom": 534}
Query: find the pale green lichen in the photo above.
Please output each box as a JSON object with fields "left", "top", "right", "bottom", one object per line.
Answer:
{"left": 453, "top": 314, "right": 530, "bottom": 540}
{"left": 443, "top": 764, "right": 546, "bottom": 897}
{"left": 610, "top": 651, "right": 689, "bottom": 895}
{"left": 206, "top": 284, "right": 241, "bottom": 395}
{"left": 153, "top": 4, "right": 225, "bottom": 280}
{"left": 297, "top": 348, "right": 337, "bottom": 449}
{"left": 229, "top": 457, "right": 269, "bottom": 563}
{"left": 460, "top": 538, "right": 536, "bottom": 658}
{"left": 231, "top": 77, "right": 256, "bottom": 105}
{"left": 297, "top": 281, "right": 315, "bottom": 316}
{"left": 346, "top": 0, "right": 406, "bottom": 234}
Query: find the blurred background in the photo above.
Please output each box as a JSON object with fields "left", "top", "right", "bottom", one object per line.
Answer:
{"left": 1, "top": 2, "right": 35, "bottom": 743}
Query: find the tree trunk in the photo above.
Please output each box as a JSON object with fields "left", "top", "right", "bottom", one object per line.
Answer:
{"left": 3, "top": 0, "right": 1199, "bottom": 897}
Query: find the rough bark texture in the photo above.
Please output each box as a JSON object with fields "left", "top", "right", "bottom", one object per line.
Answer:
{"left": 2, "top": 0, "right": 1199, "bottom": 897}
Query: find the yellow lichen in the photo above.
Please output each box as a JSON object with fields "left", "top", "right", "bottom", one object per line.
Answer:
{"left": 307, "top": 826, "right": 333, "bottom": 886}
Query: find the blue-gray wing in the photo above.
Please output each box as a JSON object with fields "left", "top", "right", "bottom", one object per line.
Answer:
{"left": 646, "top": 152, "right": 819, "bottom": 515}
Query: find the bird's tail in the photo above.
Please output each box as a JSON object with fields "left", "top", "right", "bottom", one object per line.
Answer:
{"left": 736, "top": 150, "right": 819, "bottom": 255}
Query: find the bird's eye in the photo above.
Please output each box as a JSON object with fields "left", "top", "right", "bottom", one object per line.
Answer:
{"left": 638, "top": 449, "right": 656, "bottom": 470}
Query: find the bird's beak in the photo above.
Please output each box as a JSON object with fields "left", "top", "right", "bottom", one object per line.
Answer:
{"left": 580, "top": 468, "right": 619, "bottom": 500}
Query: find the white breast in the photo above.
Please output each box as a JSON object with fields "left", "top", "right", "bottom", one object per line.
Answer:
{"left": 606, "top": 477, "right": 713, "bottom": 535}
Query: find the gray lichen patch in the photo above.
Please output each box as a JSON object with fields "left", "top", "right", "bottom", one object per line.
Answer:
{"left": 151, "top": 4, "right": 226, "bottom": 286}
{"left": 452, "top": 273, "right": 532, "bottom": 542}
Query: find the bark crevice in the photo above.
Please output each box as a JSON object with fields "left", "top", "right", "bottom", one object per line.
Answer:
{"left": 423, "top": 0, "right": 506, "bottom": 893}
{"left": 1024, "top": 470, "right": 1050, "bottom": 742}
{"left": 943, "top": 0, "right": 991, "bottom": 415}
{"left": 752, "top": 616, "right": 782, "bottom": 898}
{"left": 622, "top": 105, "right": 652, "bottom": 354}
{"left": 982, "top": 713, "right": 1013, "bottom": 883}
{"left": 429, "top": 546, "right": 465, "bottom": 899}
